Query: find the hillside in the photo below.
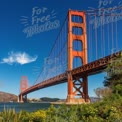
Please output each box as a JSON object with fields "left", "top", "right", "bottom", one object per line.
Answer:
{"left": 0, "top": 91, "right": 17, "bottom": 102}
{"left": 40, "top": 97, "right": 60, "bottom": 102}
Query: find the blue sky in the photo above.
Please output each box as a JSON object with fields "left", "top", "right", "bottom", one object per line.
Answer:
{"left": 0, "top": 0, "right": 122, "bottom": 99}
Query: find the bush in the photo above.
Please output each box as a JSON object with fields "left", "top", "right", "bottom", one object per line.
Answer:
{"left": 0, "top": 108, "right": 17, "bottom": 122}
{"left": 30, "top": 110, "right": 46, "bottom": 122}
{"left": 18, "top": 110, "right": 30, "bottom": 122}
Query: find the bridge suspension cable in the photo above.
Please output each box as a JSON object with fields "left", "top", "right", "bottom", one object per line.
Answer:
{"left": 86, "top": 6, "right": 121, "bottom": 62}
{"left": 33, "top": 8, "right": 122, "bottom": 85}
{"left": 34, "top": 14, "right": 68, "bottom": 85}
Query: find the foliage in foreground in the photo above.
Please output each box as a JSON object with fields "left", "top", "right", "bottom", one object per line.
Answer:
{"left": 104, "top": 54, "right": 122, "bottom": 95}
{"left": 0, "top": 94, "right": 122, "bottom": 122}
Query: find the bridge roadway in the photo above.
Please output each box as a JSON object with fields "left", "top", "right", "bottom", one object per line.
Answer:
{"left": 19, "top": 51, "right": 122, "bottom": 96}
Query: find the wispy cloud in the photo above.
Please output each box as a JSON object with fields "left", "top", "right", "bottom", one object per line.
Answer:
{"left": 0, "top": 51, "right": 38, "bottom": 65}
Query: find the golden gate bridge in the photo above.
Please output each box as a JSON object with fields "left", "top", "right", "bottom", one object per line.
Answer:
{"left": 19, "top": 8, "right": 122, "bottom": 104}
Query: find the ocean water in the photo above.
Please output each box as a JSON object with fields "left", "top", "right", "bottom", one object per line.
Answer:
{"left": 0, "top": 102, "right": 51, "bottom": 112}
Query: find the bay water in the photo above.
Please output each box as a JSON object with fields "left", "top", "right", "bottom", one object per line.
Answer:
{"left": 0, "top": 102, "right": 51, "bottom": 112}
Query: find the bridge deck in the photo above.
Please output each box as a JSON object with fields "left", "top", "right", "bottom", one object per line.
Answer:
{"left": 19, "top": 51, "right": 122, "bottom": 96}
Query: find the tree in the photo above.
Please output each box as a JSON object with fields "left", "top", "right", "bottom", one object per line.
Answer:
{"left": 104, "top": 54, "right": 122, "bottom": 95}
{"left": 94, "top": 87, "right": 112, "bottom": 98}
{"left": 94, "top": 88, "right": 101, "bottom": 98}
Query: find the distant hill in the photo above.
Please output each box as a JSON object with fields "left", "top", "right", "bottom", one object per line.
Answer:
{"left": 0, "top": 91, "right": 17, "bottom": 102}
{"left": 28, "top": 97, "right": 99, "bottom": 103}
{"left": 40, "top": 97, "right": 60, "bottom": 102}
{"left": 28, "top": 97, "right": 61, "bottom": 102}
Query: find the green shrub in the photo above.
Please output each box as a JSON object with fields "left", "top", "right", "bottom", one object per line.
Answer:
{"left": 30, "top": 110, "right": 46, "bottom": 122}
{"left": 0, "top": 108, "right": 18, "bottom": 122}
{"left": 18, "top": 110, "right": 31, "bottom": 122}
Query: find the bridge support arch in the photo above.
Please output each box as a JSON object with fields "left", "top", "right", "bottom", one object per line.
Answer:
{"left": 19, "top": 94, "right": 27, "bottom": 103}
{"left": 66, "top": 10, "right": 90, "bottom": 104}
{"left": 19, "top": 94, "right": 24, "bottom": 103}
{"left": 19, "top": 76, "right": 28, "bottom": 103}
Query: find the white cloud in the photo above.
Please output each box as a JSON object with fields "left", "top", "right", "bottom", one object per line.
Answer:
{"left": 0, "top": 51, "right": 38, "bottom": 65}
